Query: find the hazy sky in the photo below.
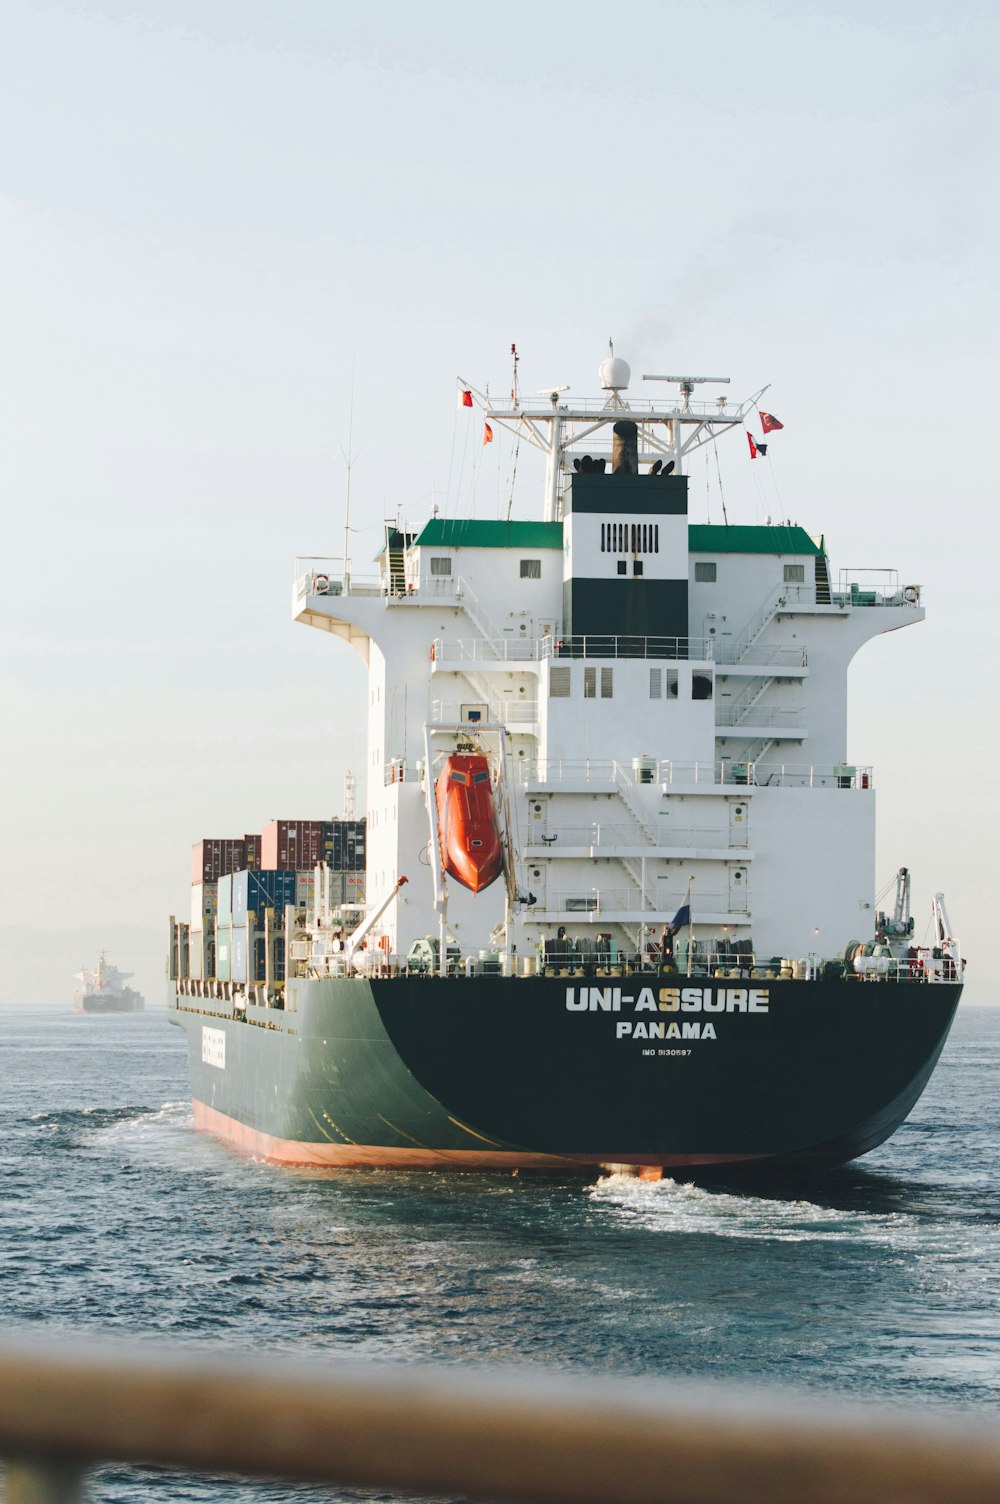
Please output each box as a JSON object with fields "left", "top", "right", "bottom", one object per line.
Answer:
{"left": 2, "top": 0, "right": 997, "bottom": 1002}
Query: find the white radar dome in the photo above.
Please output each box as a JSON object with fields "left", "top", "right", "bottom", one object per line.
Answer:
{"left": 599, "top": 356, "right": 631, "bottom": 391}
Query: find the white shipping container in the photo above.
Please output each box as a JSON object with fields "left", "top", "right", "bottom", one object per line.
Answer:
{"left": 314, "top": 870, "right": 346, "bottom": 909}
{"left": 190, "top": 882, "right": 218, "bottom": 931}
{"left": 189, "top": 930, "right": 204, "bottom": 981}
{"left": 295, "top": 872, "right": 316, "bottom": 909}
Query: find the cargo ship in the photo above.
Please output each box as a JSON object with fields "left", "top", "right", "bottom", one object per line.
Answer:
{"left": 167, "top": 348, "right": 964, "bottom": 1174}
{"left": 75, "top": 953, "right": 145, "bottom": 1013}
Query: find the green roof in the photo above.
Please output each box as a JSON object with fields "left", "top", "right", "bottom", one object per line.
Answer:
{"left": 411, "top": 519, "right": 821, "bottom": 556}
{"left": 413, "top": 520, "right": 565, "bottom": 550}
{"left": 687, "top": 524, "right": 821, "bottom": 555}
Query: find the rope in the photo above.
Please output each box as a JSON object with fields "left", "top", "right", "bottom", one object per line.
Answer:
{"left": 711, "top": 431, "right": 728, "bottom": 525}
{"left": 506, "top": 432, "right": 521, "bottom": 522}
{"left": 445, "top": 402, "right": 459, "bottom": 520}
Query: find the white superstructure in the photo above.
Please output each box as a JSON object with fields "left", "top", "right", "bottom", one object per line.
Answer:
{"left": 292, "top": 354, "right": 926, "bottom": 973}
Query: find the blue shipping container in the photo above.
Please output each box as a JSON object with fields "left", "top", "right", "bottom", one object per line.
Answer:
{"left": 231, "top": 928, "right": 285, "bottom": 983}
{"left": 232, "top": 869, "right": 296, "bottom": 927}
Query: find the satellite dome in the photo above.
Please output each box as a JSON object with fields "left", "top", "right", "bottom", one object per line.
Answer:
{"left": 599, "top": 356, "right": 631, "bottom": 391}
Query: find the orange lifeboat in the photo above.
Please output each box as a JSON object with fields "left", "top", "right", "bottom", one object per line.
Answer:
{"left": 435, "top": 753, "right": 504, "bottom": 894}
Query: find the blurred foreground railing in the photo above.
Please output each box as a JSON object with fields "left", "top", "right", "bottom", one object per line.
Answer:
{"left": 3, "top": 1335, "right": 1000, "bottom": 1504}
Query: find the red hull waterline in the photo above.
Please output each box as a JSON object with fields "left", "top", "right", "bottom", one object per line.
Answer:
{"left": 191, "top": 1100, "right": 764, "bottom": 1174}
{"left": 435, "top": 753, "right": 504, "bottom": 893}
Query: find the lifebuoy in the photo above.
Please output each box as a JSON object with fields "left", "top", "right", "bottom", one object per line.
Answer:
{"left": 903, "top": 585, "right": 918, "bottom": 604}
{"left": 314, "top": 573, "right": 329, "bottom": 594}
{"left": 430, "top": 642, "right": 437, "bottom": 662}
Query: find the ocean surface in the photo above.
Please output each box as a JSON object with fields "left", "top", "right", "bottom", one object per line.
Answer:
{"left": 2, "top": 1002, "right": 999, "bottom": 1500}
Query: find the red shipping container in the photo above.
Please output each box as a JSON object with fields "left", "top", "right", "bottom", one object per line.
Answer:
{"left": 243, "top": 834, "right": 262, "bottom": 871}
{"left": 261, "top": 819, "right": 329, "bottom": 871}
{"left": 192, "top": 838, "right": 247, "bottom": 885}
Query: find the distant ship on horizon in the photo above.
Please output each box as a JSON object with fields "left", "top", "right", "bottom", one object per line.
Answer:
{"left": 74, "top": 952, "right": 145, "bottom": 1013}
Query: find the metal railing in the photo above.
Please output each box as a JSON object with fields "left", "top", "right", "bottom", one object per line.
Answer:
{"left": 428, "top": 636, "right": 806, "bottom": 668}
{"left": 5, "top": 1334, "right": 999, "bottom": 1504}
{"left": 834, "top": 568, "right": 923, "bottom": 607}
{"left": 430, "top": 699, "right": 538, "bottom": 726}
{"left": 516, "top": 759, "right": 873, "bottom": 790}
{"left": 432, "top": 635, "right": 540, "bottom": 663}
{"left": 524, "top": 822, "right": 747, "bottom": 851}
{"left": 714, "top": 641, "right": 808, "bottom": 667}
{"left": 542, "top": 888, "right": 741, "bottom": 916}
{"left": 541, "top": 634, "right": 712, "bottom": 661}
{"left": 715, "top": 705, "right": 806, "bottom": 729}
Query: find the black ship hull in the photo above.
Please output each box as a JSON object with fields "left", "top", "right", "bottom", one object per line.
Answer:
{"left": 78, "top": 994, "right": 145, "bottom": 1014}
{"left": 168, "top": 973, "right": 961, "bottom": 1173}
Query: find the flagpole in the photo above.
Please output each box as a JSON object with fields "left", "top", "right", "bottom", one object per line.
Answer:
{"left": 685, "top": 876, "right": 694, "bottom": 979}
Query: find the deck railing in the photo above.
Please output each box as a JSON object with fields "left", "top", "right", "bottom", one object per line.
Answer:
{"left": 518, "top": 759, "right": 873, "bottom": 790}
{"left": 1, "top": 1335, "right": 998, "bottom": 1504}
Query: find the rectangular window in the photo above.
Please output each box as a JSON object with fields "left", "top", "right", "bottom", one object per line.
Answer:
{"left": 583, "top": 667, "right": 597, "bottom": 699}
{"left": 633, "top": 560, "right": 644, "bottom": 576}
{"left": 549, "top": 665, "right": 571, "bottom": 697}
{"left": 600, "top": 523, "right": 606, "bottom": 553}
{"left": 617, "top": 559, "right": 627, "bottom": 575}
{"left": 520, "top": 559, "right": 541, "bottom": 579}
{"left": 695, "top": 562, "right": 717, "bottom": 582}
{"left": 430, "top": 556, "right": 452, "bottom": 576}
{"left": 649, "top": 668, "right": 662, "bottom": 699}
{"left": 666, "top": 669, "right": 678, "bottom": 698}
{"left": 600, "top": 667, "right": 614, "bottom": 699}
{"left": 784, "top": 564, "right": 805, "bottom": 582}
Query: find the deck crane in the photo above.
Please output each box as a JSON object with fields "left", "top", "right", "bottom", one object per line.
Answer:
{"left": 875, "top": 867, "right": 914, "bottom": 942}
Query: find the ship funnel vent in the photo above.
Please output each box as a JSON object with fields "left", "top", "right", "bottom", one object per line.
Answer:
{"left": 612, "top": 420, "right": 639, "bottom": 475}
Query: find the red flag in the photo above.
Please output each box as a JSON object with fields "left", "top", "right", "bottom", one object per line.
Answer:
{"left": 459, "top": 389, "right": 473, "bottom": 408}
{"left": 759, "top": 411, "right": 783, "bottom": 433}
{"left": 747, "top": 431, "right": 758, "bottom": 459}
{"left": 483, "top": 423, "right": 494, "bottom": 445}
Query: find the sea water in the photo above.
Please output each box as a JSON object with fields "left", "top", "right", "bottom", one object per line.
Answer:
{"left": 2, "top": 1004, "right": 999, "bottom": 1500}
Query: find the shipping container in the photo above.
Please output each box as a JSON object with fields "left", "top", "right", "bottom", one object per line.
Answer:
{"left": 192, "top": 838, "right": 247, "bottom": 885}
{"left": 190, "top": 882, "right": 218, "bottom": 932}
{"left": 295, "top": 871, "right": 316, "bottom": 910}
{"left": 243, "top": 834, "right": 262, "bottom": 871}
{"left": 260, "top": 820, "right": 326, "bottom": 871}
{"left": 232, "top": 927, "right": 247, "bottom": 984}
{"left": 221, "top": 929, "right": 288, "bottom": 985}
{"left": 216, "top": 927, "right": 233, "bottom": 982}
{"left": 217, "top": 873, "right": 233, "bottom": 926}
{"left": 259, "top": 818, "right": 367, "bottom": 871}
{"left": 232, "top": 869, "right": 296, "bottom": 927}
{"left": 319, "top": 870, "right": 347, "bottom": 908}
{"left": 189, "top": 931, "right": 204, "bottom": 981}
{"left": 251, "top": 936, "right": 287, "bottom": 984}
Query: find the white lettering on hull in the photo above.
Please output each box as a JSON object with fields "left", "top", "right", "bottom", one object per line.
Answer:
{"left": 567, "top": 985, "right": 769, "bottom": 1046}
{"left": 202, "top": 1026, "right": 226, "bottom": 1069}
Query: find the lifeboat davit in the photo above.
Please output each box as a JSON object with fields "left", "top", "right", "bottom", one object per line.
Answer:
{"left": 435, "top": 753, "right": 504, "bottom": 894}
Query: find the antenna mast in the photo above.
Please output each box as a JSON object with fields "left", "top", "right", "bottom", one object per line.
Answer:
{"left": 341, "top": 358, "right": 356, "bottom": 589}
